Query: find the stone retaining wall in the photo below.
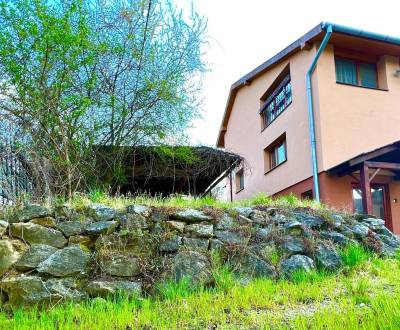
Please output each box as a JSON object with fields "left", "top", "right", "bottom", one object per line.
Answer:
{"left": 0, "top": 203, "right": 399, "bottom": 308}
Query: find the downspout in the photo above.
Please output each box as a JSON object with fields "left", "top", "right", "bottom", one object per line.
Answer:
{"left": 306, "top": 23, "right": 333, "bottom": 203}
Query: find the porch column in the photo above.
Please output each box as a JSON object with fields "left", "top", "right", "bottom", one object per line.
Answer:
{"left": 359, "top": 163, "right": 373, "bottom": 215}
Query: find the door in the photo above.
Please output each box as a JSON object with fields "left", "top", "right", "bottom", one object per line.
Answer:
{"left": 352, "top": 184, "right": 389, "bottom": 221}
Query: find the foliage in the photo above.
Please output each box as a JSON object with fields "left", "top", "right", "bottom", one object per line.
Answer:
{"left": 2, "top": 257, "right": 400, "bottom": 329}
{"left": 0, "top": 0, "right": 207, "bottom": 199}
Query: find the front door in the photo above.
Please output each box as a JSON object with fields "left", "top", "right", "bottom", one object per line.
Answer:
{"left": 352, "top": 184, "right": 389, "bottom": 221}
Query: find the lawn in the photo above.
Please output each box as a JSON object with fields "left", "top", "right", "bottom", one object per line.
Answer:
{"left": 1, "top": 245, "right": 400, "bottom": 330}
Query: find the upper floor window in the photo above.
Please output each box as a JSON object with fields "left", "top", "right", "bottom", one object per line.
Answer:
{"left": 335, "top": 58, "right": 377, "bottom": 88}
{"left": 260, "top": 73, "right": 292, "bottom": 128}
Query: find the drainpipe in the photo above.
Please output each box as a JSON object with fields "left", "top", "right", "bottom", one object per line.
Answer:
{"left": 306, "top": 23, "right": 333, "bottom": 203}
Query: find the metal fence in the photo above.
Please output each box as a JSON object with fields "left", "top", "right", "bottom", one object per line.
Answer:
{"left": 0, "top": 134, "right": 32, "bottom": 205}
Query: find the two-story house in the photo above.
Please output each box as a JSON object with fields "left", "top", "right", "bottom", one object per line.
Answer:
{"left": 217, "top": 22, "right": 400, "bottom": 233}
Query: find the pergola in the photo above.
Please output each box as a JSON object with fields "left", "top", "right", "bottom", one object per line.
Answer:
{"left": 329, "top": 141, "right": 400, "bottom": 215}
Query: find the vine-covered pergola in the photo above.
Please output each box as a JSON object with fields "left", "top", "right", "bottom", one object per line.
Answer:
{"left": 96, "top": 146, "right": 242, "bottom": 197}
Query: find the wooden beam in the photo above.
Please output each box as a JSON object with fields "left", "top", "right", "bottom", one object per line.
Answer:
{"left": 229, "top": 171, "right": 233, "bottom": 202}
{"left": 369, "top": 168, "right": 380, "bottom": 182}
{"left": 364, "top": 161, "right": 400, "bottom": 170}
{"left": 349, "top": 144, "right": 399, "bottom": 167}
{"left": 348, "top": 173, "right": 360, "bottom": 183}
{"left": 360, "top": 163, "right": 373, "bottom": 215}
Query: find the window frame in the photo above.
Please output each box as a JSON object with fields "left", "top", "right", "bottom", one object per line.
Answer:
{"left": 235, "top": 168, "right": 244, "bottom": 193}
{"left": 264, "top": 134, "right": 287, "bottom": 174}
{"left": 335, "top": 56, "right": 378, "bottom": 89}
{"left": 269, "top": 140, "right": 287, "bottom": 169}
{"left": 259, "top": 73, "right": 292, "bottom": 129}
{"left": 301, "top": 190, "right": 313, "bottom": 200}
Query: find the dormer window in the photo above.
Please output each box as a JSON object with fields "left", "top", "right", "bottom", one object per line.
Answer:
{"left": 260, "top": 67, "right": 292, "bottom": 128}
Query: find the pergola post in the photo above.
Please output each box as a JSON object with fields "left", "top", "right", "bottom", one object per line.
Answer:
{"left": 360, "top": 162, "right": 373, "bottom": 215}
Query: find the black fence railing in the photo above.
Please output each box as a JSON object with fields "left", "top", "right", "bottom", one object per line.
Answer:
{"left": 0, "top": 140, "right": 32, "bottom": 205}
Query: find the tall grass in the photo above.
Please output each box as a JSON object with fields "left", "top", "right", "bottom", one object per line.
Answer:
{"left": 339, "top": 243, "right": 372, "bottom": 268}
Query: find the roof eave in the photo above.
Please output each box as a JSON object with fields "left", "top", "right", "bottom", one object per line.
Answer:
{"left": 216, "top": 23, "right": 324, "bottom": 148}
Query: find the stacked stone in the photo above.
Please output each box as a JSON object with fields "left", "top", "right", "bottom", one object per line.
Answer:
{"left": 0, "top": 202, "right": 399, "bottom": 308}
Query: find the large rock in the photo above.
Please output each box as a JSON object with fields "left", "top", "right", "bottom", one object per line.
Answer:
{"left": 233, "top": 207, "right": 254, "bottom": 218}
{"left": 0, "top": 239, "right": 21, "bottom": 276}
{"left": 252, "top": 227, "right": 272, "bottom": 241}
{"left": 86, "top": 220, "right": 118, "bottom": 235}
{"left": 15, "top": 244, "right": 58, "bottom": 271}
{"left": 280, "top": 255, "right": 315, "bottom": 278}
{"left": 296, "top": 214, "right": 325, "bottom": 229}
{"left": 214, "top": 230, "right": 250, "bottom": 245}
{"left": 230, "top": 252, "right": 276, "bottom": 279}
{"left": 166, "top": 251, "right": 213, "bottom": 287}
{"left": 30, "top": 216, "right": 56, "bottom": 228}
{"left": 315, "top": 244, "right": 342, "bottom": 271}
{"left": 377, "top": 233, "right": 400, "bottom": 249}
{"left": 126, "top": 205, "right": 151, "bottom": 218}
{"left": 120, "top": 213, "right": 150, "bottom": 230}
{"left": 13, "top": 204, "right": 51, "bottom": 222}
{"left": 99, "top": 252, "right": 141, "bottom": 277}
{"left": 0, "top": 276, "right": 52, "bottom": 306}
{"left": 329, "top": 214, "right": 344, "bottom": 228}
{"left": 215, "top": 214, "right": 237, "bottom": 231}
{"left": 160, "top": 235, "right": 182, "bottom": 252}
{"left": 170, "top": 209, "right": 213, "bottom": 223}
{"left": 69, "top": 235, "right": 95, "bottom": 250}
{"left": 0, "top": 220, "right": 8, "bottom": 237}
{"left": 86, "top": 280, "right": 142, "bottom": 297}
{"left": 57, "top": 221, "right": 88, "bottom": 237}
{"left": 320, "top": 231, "right": 349, "bottom": 245}
{"left": 86, "top": 204, "right": 116, "bottom": 221}
{"left": 361, "top": 218, "right": 385, "bottom": 231}
{"left": 37, "top": 245, "right": 91, "bottom": 277}
{"left": 45, "top": 278, "right": 87, "bottom": 301}
{"left": 183, "top": 237, "right": 209, "bottom": 250}
{"left": 185, "top": 224, "right": 213, "bottom": 238}
{"left": 281, "top": 236, "right": 305, "bottom": 255}
{"left": 351, "top": 224, "right": 369, "bottom": 238}
{"left": 95, "top": 232, "right": 153, "bottom": 257}
{"left": 284, "top": 221, "right": 304, "bottom": 234}
{"left": 10, "top": 223, "right": 67, "bottom": 248}
{"left": 166, "top": 221, "right": 186, "bottom": 233}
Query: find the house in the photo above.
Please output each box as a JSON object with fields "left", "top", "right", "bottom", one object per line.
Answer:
{"left": 217, "top": 22, "right": 400, "bottom": 233}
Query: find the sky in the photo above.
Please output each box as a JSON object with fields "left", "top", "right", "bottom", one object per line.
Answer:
{"left": 180, "top": 0, "right": 400, "bottom": 146}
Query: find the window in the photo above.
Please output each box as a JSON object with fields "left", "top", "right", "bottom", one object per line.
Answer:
{"left": 352, "top": 185, "right": 386, "bottom": 219}
{"left": 235, "top": 169, "right": 244, "bottom": 192}
{"left": 264, "top": 135, "right": 287, "bottom": 172}
{"left": 301, "top": 190, "right": 313, "bottom": 200}
{"left": 260, "top": 74, "right": 292, "bottom": 127}
{"left": 335, "top": 58, "right": 377, "bottom": 88}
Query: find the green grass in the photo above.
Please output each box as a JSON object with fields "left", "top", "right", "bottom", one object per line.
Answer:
{"left": 50, "top": 189, "right": 331, "bottom": 213}
{"left": 2, "top": 252, "right": 400, "bottom": 329}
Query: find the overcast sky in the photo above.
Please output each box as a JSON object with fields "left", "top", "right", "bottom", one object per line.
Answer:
{"left": 180, "top": 0, "right": 400, "bottom": 146}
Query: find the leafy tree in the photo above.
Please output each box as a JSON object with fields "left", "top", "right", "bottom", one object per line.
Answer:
{"left": 0, "top": 0, "right": 207, "bottom": 199}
